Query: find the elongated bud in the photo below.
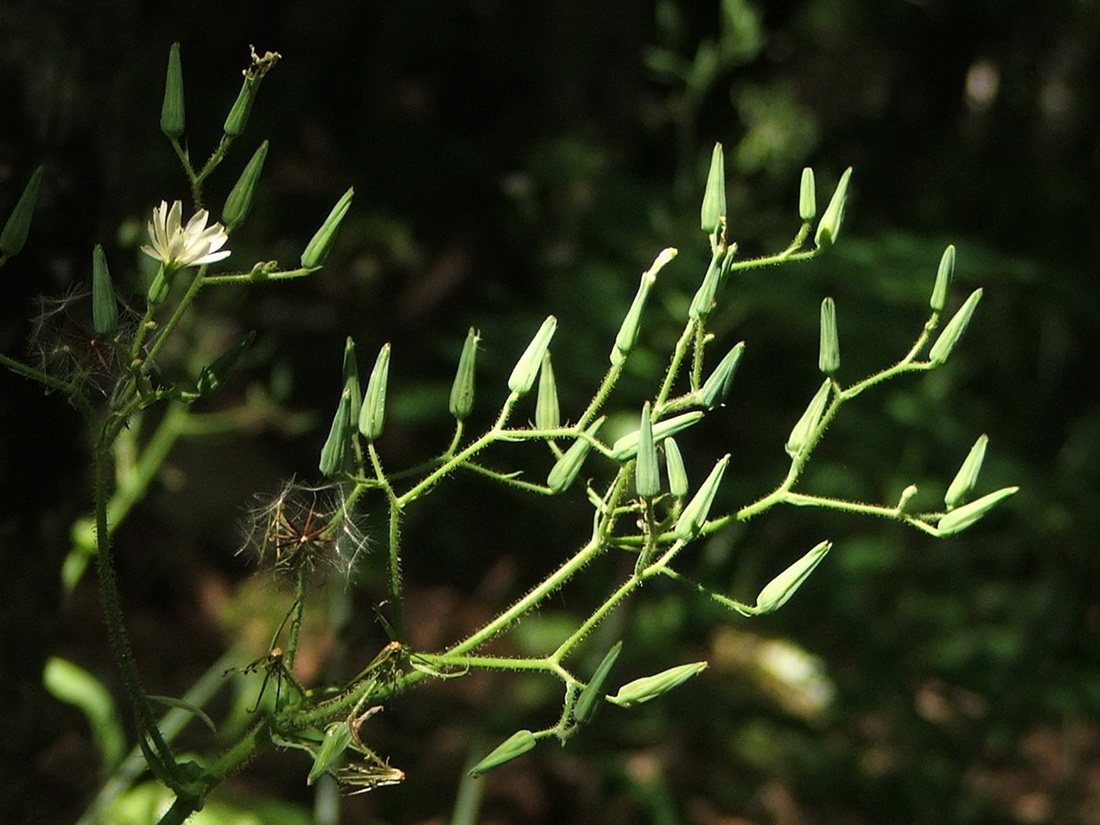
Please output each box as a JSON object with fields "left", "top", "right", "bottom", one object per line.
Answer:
{"left": 223, "top": 82, "right": 254, "bottom": 138}
{"left": 196, "top": 330, "right": 256, "bottom": 395}
{"left": 607, "top": 661, "right": 707, "bottom": 707}
{"left": 612, "top": 248, "right": 677, "bottom": 363}
{"left": 358, "top": 343, "right": 391, "bottom": 442}
{"left": 547, "top": 418, "right": 603, "bottom": 493}
{"left": 535, "top": 351, "right": 560, "bottom": 429}
{"left": 469, "top": 730, "right": 536, "bottom": 777}
{"left": 897, "top": 484, "right": 919, "bottom": 511}
{"left": 944, "top": 434, "right": 988, "bottom": 510}
{"left": 689, "top": 245, "right": 732, "bottom": 321}
{"left": 635, "top": 402, "right": 660, "bottom": 498}
{"left": 929, "top": 288, "right": 982, "bottom": 365}
{"left": 301, "top": 187, "right": 354, "bottom": 269}
{"left": 818, "top": 297, "right": 840, "bottom": 376}
{"left": 814, "top": 167, "right": 853, "bottom": 248}
{"left": 160, "top": 43, "right": 185, "bottom": 139}
{"left": 673, "top": 453, "right": 729, "bottom": 539}
{"left": 147, "top": 264, "right": 170, "bottom": 305}
{"left": 449, "top": 327, "right": 479, "bottom": 421}
{"left": 91, "top": 245, "right": 118, "bottom": 336}
{"left": 320, "top": 384, "right": 352, "bottom": 476}
{"left": 508, "top": 315, "right": 557, "bottom": 395}
{"left": 308, "top": 721, "right": 352, "bottom": 785}
{"left": 785, "top": 379, "right": 831, "bottom": 458}
{"left": 610, "top": 410, "right": 704, "bottom": 462}
{"left": 663, "top": 437, "right": 688, "bottom": 499}
{"left": 799, "top": 167, "right": 817, "bottom": 222}
{"left": 701, "top": 143, "right": 726, "bottom": 234}
{"left": 343, "top": 337, "right": 361, "bottom": 425}
{"left": 937, "top": 486, "right": 1018, "bottom": 536}
{"left": 698, "top": 341, "right": 745, "bottom": 408}
{"left": 574, "top": 641, "right": 623, "bottom": 724}
{"left": 930, "top": 244, "right": 955, "bottom": 313}
{"left": 755, "top": 540, "right": 831, "bottom": 614}
{"left": 223, "top": 140, "right": 269, "bottom": 231}
{"left": 0, "top": 165, "right": 44, "bottom": 258}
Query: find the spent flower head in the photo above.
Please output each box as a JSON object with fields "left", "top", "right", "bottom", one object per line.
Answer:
{"left": 141, "top": 200, "right": 231, "bottom": 271}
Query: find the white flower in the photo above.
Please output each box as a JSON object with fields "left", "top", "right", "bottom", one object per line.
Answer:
{"left": 140, "top": 200, "right": 230, "bottom": 270}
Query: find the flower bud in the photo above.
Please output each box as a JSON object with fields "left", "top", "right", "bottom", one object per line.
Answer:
{"left": 358, "top": 343, "right": 391, "bottom": 442}
{"left": 146, "top": 264, "right": 170, "bottom": 306}
{"left": 700, "top": 143, "right": 726, "bottom": 234}
{"left": 929, "top": 288, "right": 982, "bottom": 365}
{"left": 196, "top": 330, "right": 256, "bottom": 395}
{"left": 159, "top": 43, "right": 185, "bottom": 139}
{"left": 508, "top": 315, "right": 557, "bottom": 395}
{"left": 930, "top": 244, "right": 955, "bottom": 313}
{"left": 936, "top": 486, "right": 1018, "bottom": 536}
{"left": 755, "top": 539, "right": 831, "bottom": 614}
{"left": 944, "top": 433, "right": 988, "bottom": 510}
{"left": 469, "top": 730, "right": 537, "bottom": 777}
{"left": 673, "top": 453, "right": 729, "bottom": 539}
{"left": 609, "top": 411, "right": 704, "bottom": 462}
{"left": 799, "top": 167, "right": 816, "bottom": 222}
{"left": 663, "top": 437, "right": 688, "bottom": 499}
{"left": 320, "top": 384, "right": 353, "bottom": 476}
{"left": 785, "top": 379, "right": 831, "bottom": 458}
{"left": 308, "top": 721, "right": 352, "bottom": 785}
{"left": 574, "top": 641, "right": 623, "bottom": 724}
{"left": 818, "top": 297, "right": 840, "bottom": 376}
{"left": 547, "top": 418, "right": 603, "bottom": 494}
{"left": 612, "top": 248, "right": 677, "bottom": 363}
{"left": 342, "top": 336, "right": 361, "bottom": 425}
{"left": 814, "top": 167, "right": 853, "bottom": 248}
{"left": 689, "top": 245, "right": 730, "bottom": 321}
{"left": 223, "top": 81, "right": 254, "bottom": 138}
{"left": 607, "top": 661, "right": 707, "bottom": 707}
{"left": 223, "top": 140, "right": 269, "bottom": 231}
{"left": 535, "top": 350, "right": 560, "bottom": 429}
{"left": 635, "top": 402, "right": 660, "bottom": 498}
{"left": 301, "top": 187, "right": 354, "bottom": 270}
{"left": 697, "top": 341, "right": 745, "bottom": 408}
{"left": 0, "top": 165, "right": 43, "bottom": 259}
{"left": 91, "top": 245, "right": 118, "bottom": 336}
{"left": 449, "top": 327, "right": 479, "bottom": 421}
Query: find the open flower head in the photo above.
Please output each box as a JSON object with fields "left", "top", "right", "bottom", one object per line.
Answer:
{"left": 141, "top": 200, "right": 230, "bottom": 270}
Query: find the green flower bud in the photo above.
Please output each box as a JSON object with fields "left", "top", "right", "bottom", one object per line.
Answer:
{"left": 689, "top": 245, "right": 731, "bottom": 321}
{"left": 469, "top": 730, "right": 537, "bottom": 777}
{"left": 609, "top": 411, "right": 704, "bottom": 462}
{"left": 607, "top": 661, "right": 707, "bottom": 707}
{"left": 535, "top": 350, "right": 560, "bottom": 429}
{"left": 342, "top": 336, "right": 361, "bottom": 425}
{"left": 320, "top": 384, "right": 353, "bottom": 477}
{"left": 673, "top": 453, "right": 729, "bottom": 539}
{"left": 799, "top": 167, "right": 817, "bottom": 222}
{"left": 929, "top": 288, "right": 982, "bottom": 365}
{"left": 635, "top": 402, "right": 660, "bottom": 498}
{"left": 159, "top": 43, "right": 185, "bottom": 139}
{"left": 91, "top": 245, "right": 118, "bottom": 336}
{"left": 358, "top": 343, "right": 391, "bottom": 442}
{"left": 930, "top": 244, "right": 955, "bottom": 313}
{"left": 223, "top": 81, "right": 254, "bottom": 139}
{"left": 449, "top": 327, "right": 479, "bottom": 421}
{"left": 223, "top": 140, "right": 269, "bottom": 231}
{"left": 814, "top": 167, "right": 853, "bottom": 248}
{"left": 697, "top": 341, "right": 745, "bottom": 408}
{"left": 508, "top": 315, "right": 557, "bottom": 395}
{"left": 147, "top": 263, "right": 170, "bottom": 306}
{"left": 937, "top": 486, "right": 1018, "bottom": 536}
{"left": 945, "top": 434, "right": 988, "bottom": 510}
{"left": 785, "top": 379, "right": 831, "bottom": 459}
{"left": 547, "top": 418, "right": 603, "bottom": 494}
{"left": 196, "top": 330, "right": 256, "bottom": 395}
{"left": 301, "top": 187, "right": 354, "bottom": 270}
{"left": 663, "top": 437, "right": 688, "bottom": 499}
{"left": 612, "top": 248, "right": 677, "bottom": 364}
{"left": 897, "top": 484, "right": 919, "bottom": 511}
{"left": 700, "top": 142, "right": 726, "bottom": 234}
{"left": 818, "top": 297, "right": 840, "bottom": 376}
{"left": 755, "top": 539, "right": 831, "bottom": 614}
{"left": 0, "top": 165, "right": 44, "bottom": 259}
{"left": 574, "top": 641, "right": 623, "bottom": 724}
{"left": 307, "top": 721, "right": 352, "bottom": 785}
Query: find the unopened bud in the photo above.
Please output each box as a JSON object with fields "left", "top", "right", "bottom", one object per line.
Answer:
{"left": 818, "top": 297, "right": 840, "bottom": 376}
{"left": 469, "top": 730, "right": 537, "bottom": 777}
{"left": 301, "top": 187, "right": 354, "bottom": 270}
{"left": 91, "top": 245, "right": 118, "bottom": 336}
{"left": 944, "top": 434, "right": 988, "bottom": 510}
{"left": 159, "top": 43, "right": 185, "bottom": 139}
{"left": 320, "top": 384, "right": 353, "bottom": 476}
{"left": 814, "top": 167, "right": 852, "bottom": 248}
{"left": 799, "top": 167, "right": 817, "bottom": 222}
{"left": 535, "top": 351, "right": 560, "bottom": 429}
{"left": 0, "top": 165, "right": 44, "bottom": 258}
{"left": 607, "top": 661, "right": 707, "bottom": 707}
{"left": 929, "top": 288, "right": 982, "bottom": 365}
{"left": 785, "top": 379, "right": 831, "bottom": 458}
{"left": 223, "top": 140, "right": 269, "bottom": 231}
{"left": 755, "top": 539, "right": 831, "bottom": 614}
{"left": 610, "top": 411, "right": 703, "bottom": 462}
{"left": 635, "top": 402, "right": 660, "bottom": 498}
{"left": 930, "top": 244, "right": 955, "bottom": 313}
{"left": 663, "top": 437, "right": 688, "bottom": 499}
{"left": 697, "top": 341, "right": 745, "bottom": 408}
{"left": 673, "top": 453, "right": 729, "bottom": 539}
{"left": 358, "top": 343, "right": 391, "bottom": 442}
{"left": 612, "top": 248, "right": 677, "bottom": 363}
{"left": 547, "top": 418, "right": 603, "bottom": 494}
{"left": 937, "top": 486, "right": 1018, "bottom": 536}
{"left": 574, "top": 641, "right": 623, "bottom": 724}
{"left": 342, "top": 337, "right": 361, "bottom": 424}
{"left": 197, "top": 330, "right": 255, "bottom": 395}
{"left": 700, "top": 143, "right": 726, "bottom": 234}
{"left": 508, "top": 315, "right": 556, "bottom": 395}
{"left": 689, "top": 245, "right": 732, "bottom": 321}
{"left": 449, "top": 327, "right": 479, "bottom": 421}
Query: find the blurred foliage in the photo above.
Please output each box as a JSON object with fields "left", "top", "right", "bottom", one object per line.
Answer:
{"left": 2, "top": 0, "right": 1099, "bottom": 823}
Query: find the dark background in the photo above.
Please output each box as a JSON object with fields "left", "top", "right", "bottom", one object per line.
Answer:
{"left": 1, "top": 1, "right": 1099, "bottom": 823}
